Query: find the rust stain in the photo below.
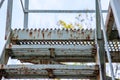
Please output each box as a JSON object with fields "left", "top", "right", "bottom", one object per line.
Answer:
{"left": 0, "top": 64, "right": 4, "bottom": 69}
{"left": 47, "top": 32, "right": 51, "bottom": 38}
{"left": 16, "top": 35, "right": 18, "bottom": 39}
{"left": 9, "top": 43, "right": 12, "bottom": 48}
{"left": 37, "top": 29, "right": 41, "bottom": 38}
{"left": 81, "top": 31, "right": 84, "bottom": 35}
{"left": 42, "top": 32, "right": 44, "bottom": 39}
{"left": 70, "top": 34, "right": 73, "bottom": 39}
{"left": 46, "top": 69, "right": 55, "bottom": 78}
{"left": 86, "top": 35, "right": 90, "bottom": 40}
{"left": 29, "top": 32, "right": 33, "bottom": 37}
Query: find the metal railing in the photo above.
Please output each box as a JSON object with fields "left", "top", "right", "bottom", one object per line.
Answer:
{"left": 96, "top": 0, "right": 115, "bottom": 80}
{"left": 19, "top": 0, "right": 108, "bottom": 28}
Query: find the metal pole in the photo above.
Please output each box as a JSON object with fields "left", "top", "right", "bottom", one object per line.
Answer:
{"left": 96, "top": 0, "right": 102, "bottom": 39}
{"left": 5, "top": 0, "right": 13, "bottom": 40}
{"left": 0, "top": 0, "right": 5, "bottom": 9}
{"left": 96, "top": 0, "right": 106, "bottom": 80}
{"left": 98, "top": 0, "right": 115, "bottom": 80}
{"left": 26, "top": 10, "right": 108, "bottom": 13}
{"left": 24, "top": 0, "right": 29, "bottom": 29}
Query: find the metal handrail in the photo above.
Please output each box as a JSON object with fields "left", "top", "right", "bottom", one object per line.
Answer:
{"left": 25, "top": 10, "right": 108, "bottom": 13}
{"left": 95, "top": 28, "right": 103, "bottom": 79}
{"left": 97, "top": 0, "right": 115, "bottom": 80}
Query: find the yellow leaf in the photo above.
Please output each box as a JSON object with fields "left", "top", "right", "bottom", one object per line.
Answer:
{"left": 58, "top": 20, "right": 74, "bottom": 29}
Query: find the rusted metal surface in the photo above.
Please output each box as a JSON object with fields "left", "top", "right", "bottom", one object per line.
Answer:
{"left": 17, "top": 56, "right": 95, "bottom": 64}
{"left": 0, "top": 64, "right": 98, "bottom": 79}
{"left": 11, "top": 29, "right": 95, "bottom": 40}
{"left": 49, "top": 48, "right": 55, "bottom": 58}
{"left": 5, "top": 35, "right": 120, "bottom": 63}
{"left": 5, "top": 42, "right": 96, "bottom": 63}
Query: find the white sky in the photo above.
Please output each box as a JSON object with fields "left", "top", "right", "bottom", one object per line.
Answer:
{"left": 1, "top": 0, "right": 120, "bottom": 79}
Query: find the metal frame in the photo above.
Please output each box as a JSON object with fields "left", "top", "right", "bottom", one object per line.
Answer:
{"left": 0, "top": 0, "right": 119, "bottom": 80}
{"left": 26, "top": 10, "right": 108, "bottom": 13}
{"left": 97, "top": 0, "right": 115, "bottom": 80}
{"left": 95, "top": 0, "right": 106, "bottom": 80}
{"left": 24, "top": 0, "right": 29, "bottom": 29}
{"left": 18, "top": 0, "right": 108, "bottom": 29}
{"left": 0, "top": 64, "right": 98, "bottom": 79}
{"left": 5, "top": 0, "right": 13, "bottom": 40}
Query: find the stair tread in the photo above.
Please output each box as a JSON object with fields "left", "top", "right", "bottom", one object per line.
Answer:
{"left": 0, "top": 64, "right": 98, "bottom": 79}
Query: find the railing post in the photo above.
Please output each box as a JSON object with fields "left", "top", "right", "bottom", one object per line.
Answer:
{"left": 96, "top": 0, "right": 106, "bottom": 80}
{"left": 24, "top": 0, "right": 29, "bottom": 29}
{"left": 98, "top": 0, "right": 115, "bottom": 79}
{"left": 5, "top": 0, "right": 13, "bottom": 40}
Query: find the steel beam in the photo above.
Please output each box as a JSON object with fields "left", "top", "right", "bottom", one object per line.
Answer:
{"left": 6, "top": 44, "right": 94, "bottom": 50}
{"left": 0, "top": 33, "right": 11, "bottom": 64}
{"left": 24, "top": 0, "right": 29, "bottom": 29}
{"left": 0, "top": 64, "right": 98, "bottom": 79}
{"left": 97, "top": 40, "right": 106, "bottom": 80}
{"left": 6, "top": 44, "right": 95, "bottom": 63}
{"left": 96, "top": 0, "right": 106, "bottom": 80}
{"left": 1, "top": 75, "right": 97, "bottom": 79}
{"left": 96, "top": 0, "right": 102, "bottom": 39}
{"left": 11, "top": 29, "right": 95, "bottom": 40}
{"left": 0, "top": 47, "right": 9, "bottom": 65}
{"left": 5, "top": 0, "right": 13, "bottom": 40}
{"left": 26, "top": 10, "right": 108, "bottom": 13}
{"left": 99, "top": 0, "right": 115, "bottom": 79}
{"left": 18, "top": 57, "right": 95, "bottom": 63}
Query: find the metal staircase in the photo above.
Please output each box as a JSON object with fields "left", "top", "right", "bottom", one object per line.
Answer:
{"left": 0, "top": 0, "right": 120, "bottom": 80}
